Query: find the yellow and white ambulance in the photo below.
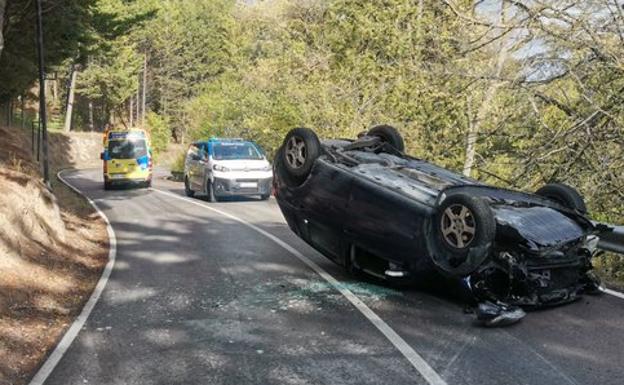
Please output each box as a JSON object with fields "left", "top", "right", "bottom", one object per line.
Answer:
{"left": 100, "top": 129, "right": 153, "bottom": 190}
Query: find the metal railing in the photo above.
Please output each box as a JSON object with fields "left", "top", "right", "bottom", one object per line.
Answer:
{"left": 598, "top": 225, "right": 624, "bottom": 255}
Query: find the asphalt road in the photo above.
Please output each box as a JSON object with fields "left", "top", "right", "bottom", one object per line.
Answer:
{"left": 44, "top": 168, "right": 624, "bottom": 385}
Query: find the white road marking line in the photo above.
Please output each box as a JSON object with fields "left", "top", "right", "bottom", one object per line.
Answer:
{"left": 504, "top": 332, "right": 580, "bottom": 385}
{"left": 28, "top": 171, "right": 118, "bottom": 385}
{"left": 603, "top": 288, "right": 624, "bottom": 300}
{"left": 152, "top": 188, "right": 447, "bottom": 385}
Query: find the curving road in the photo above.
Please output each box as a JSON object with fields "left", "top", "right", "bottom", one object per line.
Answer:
{"left": 43, "top": 168, "right": 624, "bottom": 385}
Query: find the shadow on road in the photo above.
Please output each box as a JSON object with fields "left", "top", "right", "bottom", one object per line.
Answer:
{"left": 47, "top": 173, "right": 624, "bottom": 385}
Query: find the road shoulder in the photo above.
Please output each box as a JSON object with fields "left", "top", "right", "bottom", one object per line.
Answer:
{"left": 0, "top": 165, "right": 109, "bottom": 385}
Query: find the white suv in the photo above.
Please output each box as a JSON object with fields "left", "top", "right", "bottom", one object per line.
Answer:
{"left": 184, "top": 138, "right": 273, "bottom": 202}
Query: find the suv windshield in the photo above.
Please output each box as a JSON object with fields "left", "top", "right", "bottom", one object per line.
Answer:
{"left": 109, "top": 139, "right": 148, "bottom": 159}
{"left": 212, "top": 142, "right": 263, "bottom": 160}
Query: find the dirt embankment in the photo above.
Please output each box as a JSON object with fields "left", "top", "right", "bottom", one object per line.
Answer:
{"left": 49, "top": 131, "right": 103, "bottom": 169}
{"left": 0, "top": 126, "right": 108, "bottom": 385}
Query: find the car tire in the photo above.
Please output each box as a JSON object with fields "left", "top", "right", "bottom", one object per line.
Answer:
{"left": 368, "top": 125, "right": 405, "bottom": 152}
{"left": 535, "top": 183, "right": 587, "bottom": 214}
{"left": 280, "top": 127, "right": 321, "bottom": 185}
{"left": 430, "top": 192, "right": 496, "bottom": 276}
{"left": 260, "top": 193, "right": 270, "bottom": 201}
{"left": 145, "top": 180, "right": 152, "bottom": 188}
{"left": 184, "top": 176, "right": 195, "bottom": 197}
{"left": 104, "top": 181, "right": 112, "bottom": 190}
{"left": 206, "top": 180, "right": 216, "bottom": 202}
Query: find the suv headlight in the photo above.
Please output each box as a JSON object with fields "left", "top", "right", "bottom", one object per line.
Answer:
{"left": 213, "top": 164, "right": 230, "bottom": 172}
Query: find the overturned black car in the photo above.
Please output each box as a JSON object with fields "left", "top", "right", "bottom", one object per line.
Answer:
{"left": 273, "top": 126, "right": 605, "bottom": 326}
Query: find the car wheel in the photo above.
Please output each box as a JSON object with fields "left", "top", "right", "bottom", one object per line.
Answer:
{"left": 104, "top": 181, "right": 112, "bottom": 190}
{"left": 184, "top": 176, "right": 195, "bottom": 197}
{"left": 206, "top": 180, "right": 216, "bottom": 202}
{"left": 535, "top": 183, "right": 587, "bottom": 214}
{"left": 145, "top": 180, "right": 152, "bottom": 188}
{"left": 260, "top": 193, "right": 270, "bottom": 201}
{"left": 367, "top": 125, "right": 405, "bottom": 152}
{"left": 431, "top": 193, "right": 496, "bottom": 276}
{"left": 280, "top": 127, "right": 321, "bottom": 185}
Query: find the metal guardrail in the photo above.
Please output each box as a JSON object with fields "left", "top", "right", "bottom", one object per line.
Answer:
{"left": 597, "top": 225, "right": 624, "bottom": 255}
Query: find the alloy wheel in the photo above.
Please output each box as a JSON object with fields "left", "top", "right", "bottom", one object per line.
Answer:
{"left": 285, "top": 136, "right": 307, "bottom": 169}
{"left": 440, "top": 203, "right": 476, "bottom": 248}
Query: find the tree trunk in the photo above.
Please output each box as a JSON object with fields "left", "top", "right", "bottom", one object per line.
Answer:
{"left": 462, "top": 68, "right": 508, "bottom": 176}
{"left": 0, "top": 0, "right": 6, "bottom": 58}
{"left": 462, "top": 2, "right": 510, "bottom": 177}
{"left": 20, "top": 95, "right": 25, "bottom": 129}
{"left": 64, "top": 65, "right": 78, "bottom": 132}
{"left": 141, "top": 53, "right": 147, "bottom": 127}
{"left": 129, "top": 96, "right": 134, "bottom": 127}
{"left": 136, "top": 79, "right": 140, "bottom": 127}
{"left": 8, "top": 98, "right": 13, "bottom": 127}
{"left": 45, "top": 79, "right": 51, "bottom": 106}
{"left": 106, "top": 107, "right": 113, "bottom": 128}
{"left": 52, "top": 75, "right": 59, "bottom": 103}
{"left": 88, "top": 101, "right": 94, "bottom": 131}
{"left": 141, "top": 54, "right": 147, "bottom": 128}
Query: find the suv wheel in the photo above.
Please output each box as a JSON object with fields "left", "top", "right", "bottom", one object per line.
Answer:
{"left": 184, "top": 176, "right": 195, "bottom": 197}
{"left": 206, "top": 180, "right": 217, "bottom": 202}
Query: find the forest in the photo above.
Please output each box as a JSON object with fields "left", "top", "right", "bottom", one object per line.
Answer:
{"left": 1, "top": 1, "right": 623, "bottom": 280}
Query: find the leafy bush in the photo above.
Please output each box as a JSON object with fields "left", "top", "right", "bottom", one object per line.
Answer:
{"left": 595, "top": 253, "right": 624, "bottom": 289}
{"left": 146, "top": 112, "right": 170, "bottom": 158}
{"left": 171, "top": 152, "right": 186, "bottom": 173}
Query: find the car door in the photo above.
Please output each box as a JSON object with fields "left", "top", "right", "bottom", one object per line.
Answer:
{"left": 345, "top": 177, "right": 424, "bottom": 267}
{"left": 299, "top": 163, "right": 354, "bottom": 262}
{"left": 186, "top": 144, "right": 200, "bottom": 188}
{"left": 197, "top": 143, "right": 210, "bottom": 192}
{"left": 191, "top": 145, "right": 209, "bottom": 190}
